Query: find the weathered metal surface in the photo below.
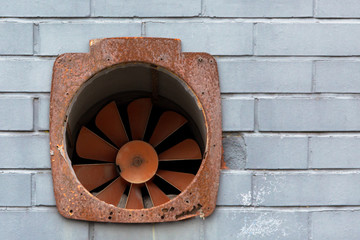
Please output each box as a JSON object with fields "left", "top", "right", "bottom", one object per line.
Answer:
{"left": 149, "top": 111, "right": 188, "bottom": 147}
{"left": 95, "top": 101, "right": 128, "bottom": 148}
{"left": 116, "top": 140, "right": 159, "bottom": 184}
{"left": 76, "top": 127, "right": 118, "bottom": 162}
{"left": 50, "top": 37, "right": 222, "bottom": 223}
{"left": 127, "top": 98, "right": 152, "bottom": 141}
{"left": 158, "top": 139, "right": 202, "bottom": 161}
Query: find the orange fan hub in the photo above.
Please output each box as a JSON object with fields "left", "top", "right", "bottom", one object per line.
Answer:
{"left": 116, "top": 140, "right": 159, "bottom": 184}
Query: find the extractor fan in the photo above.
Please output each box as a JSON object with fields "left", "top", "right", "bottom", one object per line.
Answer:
{"left": 49, "top": 37, "right": 222, "bottom": 223}
{"left": 74, "top": 98, "right": 202, "bottom": 209}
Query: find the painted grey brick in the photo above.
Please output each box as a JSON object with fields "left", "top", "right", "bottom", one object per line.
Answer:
{"left": 0, "top": 59, "right": 53, "bottom": 92}
{"left": 0, "top": 0, "right": 89, "bottom": 17}
{"left": 253, "top": 172, "right": 360, "bottom": 206}
{"left": 94, "top": 222, "right": 153, "bottom": 240}
{"left": 245, "top": 136, "right": 308, "bottom": 169}
{"left": 39, "top": 23, "right": 141, "bottom": 55}
{"left": 222, "top": 98, "right": 254, "bottom": 131}
{"left": 312, "top": 211, "right": 360, "bottom": 240}
{"left": 35, "top": 172, "right": 55, "bottom": 206}
{"left": 217, "top": 171, "right": 252, "bottom": 205}
{"left": 0, "top": 173, "right": 31, "bottom": 206}
{"left": 316, "top": 0, "right": 360, "bottom": 18}
{"left": 205, "top": 208, "right": 308, "bottom": 240}
{"left": 218, "top": 60, "right": 312, "bottom": 93}
{"left": 155, "top": 218, "right": 201, "bottom": 240}
{"left": 310, "top": 137, "right": 360, "bottom": 168}
{"left": 0, "top": 23, "right": 33, "bottom": 55}
{"left": 256, "top": 23, "right": 360, "bottom": 56}
{"left": 0, "top": 209, "right": 88, "bottom": 240}
{"left": 0, "top": 97, "right": 33, "bottom": 131}
{"left": 223, "top": 135, "right": 246, "bottom": 169}
{"left": 204, "top": 0, "right": 313, "bottom": 17}
{"left": 258, "top": 98, "right": 360, "bottom": 131}
{"left": 146, "top": 22, "right": 253, "bottom": 55}
{"left": 93, "top": 0, "right": 201, "bottom": 17}
{"left": 315, "top": 61, "right": 360, "bottom": 93}
{"left": 0, "top": 134, "right": 50, "bottom": 168}
{"left": 38, "top": 96, "right": 49, "bottom": 130}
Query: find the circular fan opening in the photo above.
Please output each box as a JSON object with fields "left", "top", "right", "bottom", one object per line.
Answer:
{"left": 64, "top": 63, "right": 207, "bottom": 209}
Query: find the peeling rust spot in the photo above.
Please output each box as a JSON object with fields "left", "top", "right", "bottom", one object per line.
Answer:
{"left": 175, "top": 204, "right": 203, "bottom": 219}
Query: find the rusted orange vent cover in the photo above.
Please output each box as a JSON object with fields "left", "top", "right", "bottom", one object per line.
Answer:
{"left": 50, "top": 37, "right": 222, "bottom": 223}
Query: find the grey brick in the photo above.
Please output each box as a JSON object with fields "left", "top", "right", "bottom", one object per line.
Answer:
{"left": 0, "top": 23, "right": 33, "bottom": 55}
{"left": 35, "top": 172, "right": 55, "bottom": 206}
{"left": 155, "top": 218, "right": 201, "bottom": 240}
{"left": 0, "top": 134, "right": 50, "bottom": 168}
{"left": 0, "top": 97, "right": 33, "bottom": 131}
{"left": 205, "top": 208, "right": 308, "bottom": 240}
{"left": 0, "top": 0, "right": 89, "bottom": 17}
{"left": 204, "top": 0, "right": 313, "bottom": 17}
{"left": 218, "top": 60, "right": 312, "bottom": 93}
{"left": 316, "top": 0, "right": 360, "bottom": 18}
{"left": 312, "top": 211, "right": 360, "bottom": 240}
{"left": 310, "top": 137, "right": 360, "bottom": 168}
{"left": 253, "top": 172, "right": 360, "bottom": 206}
{"left": 93, "top": 0, "right": 201, "bottom": 17}
{"left": 222, "top": 98, "right": 254, "bottom": 131}
{"left": 258, "top": 98, "right": 360, "bottom": 131}
{"left": 38, "top": 96, "right": 49, "bottom": 130}
{"left": 223, "top": 135, "right": 246, "bottom": 169}
{"left": 0, "top": 209, "right": 88, "bottom": 240}
{"left": 245, "top": 136, "right": 308, "bottom": 169}
{"left": 315, "top": 61, "right": 360, "bottom": 93}
{"left": 0, "top": 59, "right": 53, "bottom": 92}
{"left": 256, "top": 23, "right": 360, "bottom": 56}
{"left": 0, "top": 173, "right": 31, "bottom": 206}
{"left": 94, "top": 222, "right": 153, "bottom": 240}
{"left": 146, "top": 22, "right": 253, "bottom": 55}
{"left": 217, "top": 171, "right": 252, "bottom": 206}
{"left": 39, "top": 23, "right": 141, "bottom": 55}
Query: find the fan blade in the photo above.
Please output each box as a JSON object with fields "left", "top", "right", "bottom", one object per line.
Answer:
{"left": 145, "top": 181, "right": 170, "bottom": 207}
{"left": 149, "top": 111, "right": 188, "bottom": 147}
{"left": 95, "top": 101, "right": 129, "bottom": 148}
{"left": 73, "top": 164, "right": 118, "bottom": 191}
{"left": 159, "top": 139, "right": 202, "bottom": 161}
{"left": 96, "top": 177, "right": 127, "bottom": 206}
{"left": 127, "top": 98, "right": 152, "bottom": 140}
{"left": 156, "top": 170, "right": 195, "bottom": 191}
{"left": 126, "top": 184, "right": 144, "bottom": 209}
{"left": 76, "top": 127, "right": 118, "bottom": 162}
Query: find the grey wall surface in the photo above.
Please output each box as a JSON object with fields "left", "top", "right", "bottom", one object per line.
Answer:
{"left": 1, "top": 0, "right": 360, "bottom": 239}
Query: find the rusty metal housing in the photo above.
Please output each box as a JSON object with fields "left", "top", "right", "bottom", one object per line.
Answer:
{"left": 50, "top": 37, "right": 222, "bottom": 223}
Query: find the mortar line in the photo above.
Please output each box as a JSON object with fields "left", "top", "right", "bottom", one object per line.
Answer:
{"left": 141, "top": 22, "right": 146, "bottom": 37}
{"left": 253, "top": 98, "right": 259, "bottom": 132}
{"left": 250, "top": 172, "right": 255, "bottom": 206}
{"left": 89, "top": 222, "right": 95, "bottom": 240}
{"left": 199, "top": 217, "right": 205, "bottom": 240}
{"left": 90, "top": 0, "right": 95, "bottom": 17}
{"left": 308, "top": 212, "right": 313, "bottom": 240}
{"left": 31, "top": 173, "right": 36, "bottom": 206}
{"left": 313, "top": 0, "right": 317, "bottom": 18}
{"left": 311, "top": 60, "right": 316, "bottom": 92}
{"left": 33, "top": 97, "right": 40, "bottom": 132}
{"left": 32, "top": 23, "right": 39, "bottom": 55}
{"left": 307, "top": 136, "right": 311, "bottom": 169}
{"left": 252, "top": 23, "right": 257, "bottom": 55}
{"left": 200, "top": 0, "right": 205, "bottom": 16}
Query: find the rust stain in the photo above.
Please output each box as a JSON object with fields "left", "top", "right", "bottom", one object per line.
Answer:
{"left": 50, "top": 37, "right": 222, "bottom": 223}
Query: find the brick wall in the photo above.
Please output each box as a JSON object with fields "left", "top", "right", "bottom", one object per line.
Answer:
{"left": 1, "top": 1, "right": 360, "bottom": 239}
